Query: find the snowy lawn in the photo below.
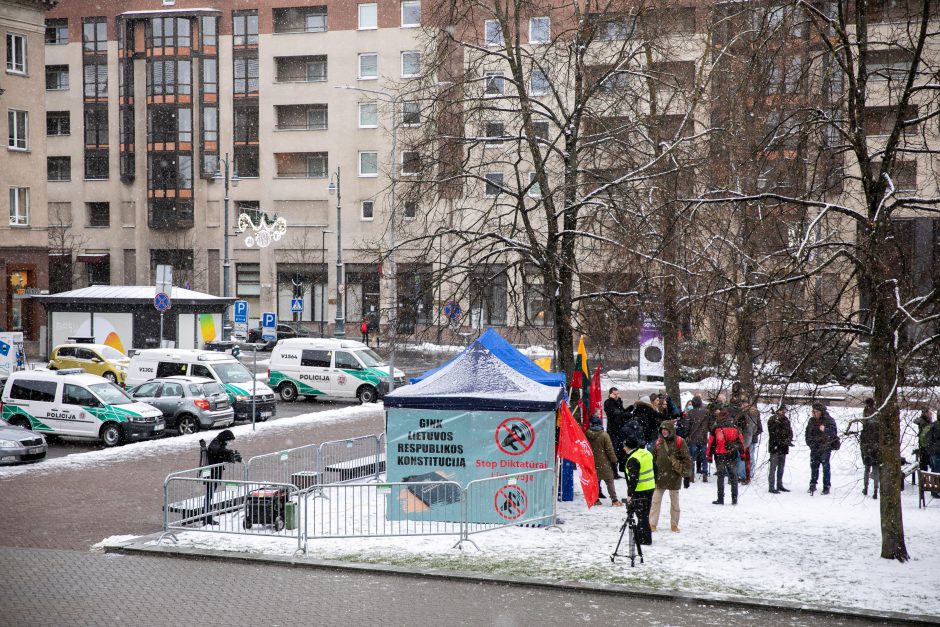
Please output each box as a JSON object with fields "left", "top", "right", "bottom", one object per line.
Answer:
{"left": 0, "top": 404, "right": 383, "bottom": 480}
{"left": 130, "top": 403, "right": 939, "bottom": 617}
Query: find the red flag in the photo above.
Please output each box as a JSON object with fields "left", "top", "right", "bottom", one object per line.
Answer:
{"left": 557, "top": 402, "right": 599, "bottom": 508}
{"left": 589, "top": 364, "right": 603, "bottom": 418}
{"left": 570, "top": 370, "right": 586, "bottom": 428}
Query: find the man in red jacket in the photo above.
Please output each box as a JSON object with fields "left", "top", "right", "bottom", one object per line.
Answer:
{"left": 707, "top": 412, "right": 747, "bottom": 505}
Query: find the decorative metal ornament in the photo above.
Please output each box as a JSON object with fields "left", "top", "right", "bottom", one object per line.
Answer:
{"left": 237, "top": 212, "right": 287, "bottom": 248}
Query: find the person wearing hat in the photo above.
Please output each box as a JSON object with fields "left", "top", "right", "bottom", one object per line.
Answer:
{"left": 683, "top": 395, "right": 712, "bottom": 483}
{"left": 859, "top": 399, "right": 880, "bottom": 498}
{"left": 649, "top": 420, "right": 691, "bottom": 532}
{"left": 806, "top": 402, "right": 839, "bottom": 495}
{"left": 623, "top": 436, "right": 654, "bottom": 545}
{"left": 767, "top": 406, "right": 793, "bottom": 493}
{"left": 585, "top": 411, "right": 621, "bottom": 506}
{"left": 707, "top": 411, "right": 747, "bottom": 505}
{"left": 202, "top": 429, "right": 242, "bottom": 524}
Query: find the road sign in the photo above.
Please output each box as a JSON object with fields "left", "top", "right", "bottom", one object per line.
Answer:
{"left": 443, "top": 301, "right": 462, "bottom": 321}
{"left": 261, "top": 312, "right": 277, "bottom": 341}
{"left": 156, "top": 265, "right": 173, "bottom": 298}
{"left": 234, "top": 300, "right": 249, "bottom": 324}
{"left": 154, "top": 292, "right": 171, "bottom": 312}
{"left": 290, "top": 298, "right": 303, "bottom": 313}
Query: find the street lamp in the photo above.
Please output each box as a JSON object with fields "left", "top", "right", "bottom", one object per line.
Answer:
{"left": 320, "top": 229, "right": 332, "bottom": 337}
{"left": 328, "top": 168, "right": 345, "bottom": 338}
{"left": 213, "top": 153, "right": 239, "bottom": 338}
{"left": 334, "top": 84, "right": 399, "bottom": 391}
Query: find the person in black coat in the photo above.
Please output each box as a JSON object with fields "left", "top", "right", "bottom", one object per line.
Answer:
{"left": 633, "top": 395, "right": 664, "bottom": 451}
{"left": 604, "top": 388, "right": 627, "bottom": 478}
{"left": 805, "top": 403, "right": 839, "bottom": 495}
{"left": 859, "top": 407, "right": 880, "bottom": 499}
{"left": 766, "top": 406, "right": 793, "bottom": 493}
{"left": 202, "top": 430, "right": 242, "bottom": 524}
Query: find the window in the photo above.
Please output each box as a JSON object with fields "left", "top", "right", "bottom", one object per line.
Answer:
{"left": 83, "top": 62, "right": 107, "bottom": 98}
{"left": 236, "top": 262, "right": 261, "bottom": 296}
{"left": 301, "top": 349, "right": 331, "bottom": 368}
{"left": 202, "top": 58, "right": 217, "bottom": 94}
{"left": 84, "top": 106, "right": 108, "bottom": 146}
{"left": 359, "top": 102, "right": 378, "bottom": 127}
{"left": 233, "top": 57, "right": 259, "bottom": 95}
{"left": 530, "top": 68, "right": 549, "bottom": 95}
{"left": 529, "top": 17, "right": 550, "bottom": 43}
{"left": 46, "top": 65, "right": 69, "bottom": 90}
{"left": 86, "top": 202, "right": 110, "bottom": 227}
{"left": 132, "top": 382, "right": 160, "bottom": 398}
{"left": 8, "top": 110, "right": 28, "bottom": 150}
{"left": 592, "top": 13, "right": 634, "bottom": 40}
{"left": 868, "top": 49, "right": 914, "bottom": 81}
{"left": 10, "top": 379, "right": 56, "bottom": 402}
{"left": 306, "top": 105, "right": 328, "bottom": 130}
{"left": 9, "top": 187, "right": 28, "bottom": 225}
{"left": 361, "top": 200, "right": 374, "bottom": 220}
{"left": 403, "top": 200, "right": 417, "bottom": 219}
{"left": 359, "top": 3, "right": 378, "bottom": 29}
{"left": 46, "top": 19, "right": 69, "bottom": 45}
{"left": 306, "top": 57, "right": 327, "bottom": 81}
{"left": 273, "top": 7, "right": 328, "bottom": 33}
{"left": 876, "top": 160, "right": 918, "bottom": 192}
{"left": 470, "top": 267, "right": 508, "bottom": 326}
{"left": 401, "top": 101, "right": 420, "bottom": 126}
{"left": 484, "top": 172, "right": 504, "bottom": 197}
{"left": 359, "top": 151, "right": 378, "bottom": 176}
{"left": 532, "top": 120, "right": 549, "bottom": 140}
{"left": 484, "top": 19, "right": 504, "bottom": 46}
{"left": 150, "top": 17, "right": 191, "bottom": 50}
{"left": 156, "top": 361, "right": 187, "bottom": 378}
{"left": 47, "top": 111, "right": 70, "bottom": 136}
{"left": 401, "top": 51, "right": 421, "bottom": 77}
{"left": 234, "top": 106, "right": 259, "bottom": 143}
{"left": 865, "top": 105, "right": 919, "bottom": 136}
{"left": 528, "top": 171, "right": 542, "bottom": 197}
{"left": 235, "top": 145, "right": 259, "bottom": 177}
{"left": 401, "top": 1, "right": 421, "bottom": 27}
{"left": 191, "top": 364, "right": 212, "bottom": 378}
{"left": 233, "top": 11, "right": 259, "bottom": 47}
{"left": 359, "top": 53, "right": 378, "bottom": 79}
{"left": 6, "top": 33, "right": 27, "bottom": 73}
{"left": 306, "top": 152, "right": 328, "bottom": 178}
{"left": 62, "top": 382, "right": 96, "bottom": 405}
{"left": 200, "top": 16, "right": 217, "bottom": 47}
{"left": 48, "top": 157, "right": 71, "bottom": 181}
{"left": 401, "top": 150, "right": 420, "bottom": 174}
{"left": 82, "top": 18, "right": 107, "bottom": 54}
{"left": 484, "top": 121, "right": 504, "bottom": 146}
{"left": 484, "top": 71, "right": 504, "bottom": 96}
{"left": 525, "top": 278, "right": 552, "bottom": 326}
{"left": 335, "top": 351, "right": 361, "bottom": 370}
{"left": 85, "top": 149, "right": 109, "bottom": 179}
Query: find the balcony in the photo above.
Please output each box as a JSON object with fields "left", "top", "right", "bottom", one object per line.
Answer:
{"left": 275, "top": 152, "right": 328, "bottom": 178}
{"left": 275, "top": 104, "right": 327, "bottom": 131}
{"left": 275, "top": 55, "right": 327, "bottom": 83}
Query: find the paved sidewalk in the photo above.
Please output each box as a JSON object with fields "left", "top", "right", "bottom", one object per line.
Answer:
{"left": 0, "top": 546, "right": 892, "bottom": 627}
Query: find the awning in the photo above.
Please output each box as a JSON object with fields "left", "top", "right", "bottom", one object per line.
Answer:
{"left": 76, "top": 253, "right": 109, "bottom": 264}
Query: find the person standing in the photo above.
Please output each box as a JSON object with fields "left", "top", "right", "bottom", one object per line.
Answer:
{"left": 766, "top": 406, "right": 793, "bottom": 493}
{"left": 633, "top": 394, "right": 663, "bottom": 452}
{"left": 859, "top": 402, "right": 880, "bottom": 499}
{"left": 683, "top": 396, "right": 711, "bottom": 484}
{"left": 360, "top": 320, "right": 370, "bottom": 346}
{"left": 623, "top": 436, "right": 655, "bottom": 545}
{"left": 806, "top": 402, "right": 839, "bottom": 495}
{"left": 914, "top": 409, "right": 934, "bottom": 473}
{"left": 604, "top": 387, "right": 627, "bottom": 479}
{"left": 203, "top": 430, "right": 242, "bottom": 524}
{"left": 707, "top": 411, "right": 746, "bottom": 505}
{"left": 585, "top": 414, "right": 621, "bottom": 506}
{"left": 742, "top": 397, "right": 762, "bottom": 484}
{"left": 649, "top": 421, "right": 691, "bottom": 532}
{"left": 925, "top": 416, "right": 940, "bottom": 498}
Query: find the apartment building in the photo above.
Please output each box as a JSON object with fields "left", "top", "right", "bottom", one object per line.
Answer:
{"left": 1, "top": 0, "right": 56, "bottom": 342}
{"left": 42, "top": 0, "right": 423, "bottom": 332}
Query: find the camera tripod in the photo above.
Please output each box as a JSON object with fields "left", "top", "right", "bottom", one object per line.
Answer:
{"left": 610, "top": 505, "right": 644, "bottom": 567}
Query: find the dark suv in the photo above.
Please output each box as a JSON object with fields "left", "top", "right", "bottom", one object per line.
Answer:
{"left": 247, "top": 322, "right": 317, "bottom": 350}
{"left": 130, "top": 376, "right": 235, "bottom": 434}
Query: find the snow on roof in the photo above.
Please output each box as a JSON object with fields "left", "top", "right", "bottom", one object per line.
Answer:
{"left": 35, "top": 285, "right": 230, "bottom": 302}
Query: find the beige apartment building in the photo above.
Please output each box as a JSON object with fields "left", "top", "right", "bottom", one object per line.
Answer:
{"left": 41, "top": 0, "right": 425, "bottom": 334}
{"left": 1, "top": 0, "right": 56, "bottom": 342}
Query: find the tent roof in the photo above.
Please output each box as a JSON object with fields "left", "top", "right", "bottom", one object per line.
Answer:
{"left": 385, "top": 343, "right": 563, "bottom": 411}
{"left": 30, "top": 285, "right": 233, "bottom": 306}
{"left": 410, "top": 328, "right": 565, "bottom": 388}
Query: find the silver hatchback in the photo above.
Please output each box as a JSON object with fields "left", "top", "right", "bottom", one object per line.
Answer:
{"left": 130, "top": 376, "right": 234, "bottom": 435}
{"left": 0, "top": 418, "right": 47, "bottom": 464}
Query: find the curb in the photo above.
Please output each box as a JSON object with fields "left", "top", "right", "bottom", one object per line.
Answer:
{"left": 103, "top": 534, "right": 937, "bottom": 625}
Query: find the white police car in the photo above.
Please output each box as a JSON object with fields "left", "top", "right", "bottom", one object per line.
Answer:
{"left": 1, "top": 369, "right": 165, "bottom": 447}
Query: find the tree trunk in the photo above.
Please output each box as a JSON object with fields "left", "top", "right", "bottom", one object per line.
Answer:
{"left": 662, "top": 293, "right": 682, "bottom": 407}
{"left": 735, "top": 297, "right": 756, "bottom": 400}
{"left": 869, "top": 254, "right": 909, "bottom": 561}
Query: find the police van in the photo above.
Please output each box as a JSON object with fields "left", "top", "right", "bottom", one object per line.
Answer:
{"left": 1, "top": 370, "right": 164, "bottom": 447}
{"left": 267, "top": 338, "right": 405, "bottom": 404}
{"left": 126, "top": 349, "right": 276, "bottom": 421}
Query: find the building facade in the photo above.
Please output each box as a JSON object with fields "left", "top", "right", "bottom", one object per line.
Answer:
{"left": 1, "top": 0, "right": 56, "bottom": 342}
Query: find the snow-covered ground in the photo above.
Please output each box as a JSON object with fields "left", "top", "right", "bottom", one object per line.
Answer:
{"left": 116, "top": 403, "right": 938, "bottom": 617}
{"left": 0, "top": 404, "right": 383, "bottom": 480}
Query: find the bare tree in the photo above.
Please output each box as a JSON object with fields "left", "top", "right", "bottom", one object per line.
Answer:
{"left": 47, "top": 203, "right": 88, "bottom": 293}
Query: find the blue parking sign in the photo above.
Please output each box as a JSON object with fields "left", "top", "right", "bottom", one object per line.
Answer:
{"left": 0, "top": 341, "right": 9, "bottom": 357}
{"left": 262, "top": 312, "right": 277, "bottom": 341}
{"left": 234, "top": 300, "right": 249, "bottom": 324}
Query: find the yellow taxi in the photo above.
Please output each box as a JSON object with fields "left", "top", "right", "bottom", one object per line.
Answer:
{"left": 48, "top": 343, "right": 130, "bottom": 385}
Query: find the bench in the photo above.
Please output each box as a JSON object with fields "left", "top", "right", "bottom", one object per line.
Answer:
{"left": 324, "top": 454, "right": 387, "bottom": 482}
{"left": 919, "top": 471, "right": 940, "bottom": 508}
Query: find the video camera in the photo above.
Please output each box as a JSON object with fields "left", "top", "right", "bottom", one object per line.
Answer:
{"left": 232, "top": 450, "right": 243, "bottom": 464}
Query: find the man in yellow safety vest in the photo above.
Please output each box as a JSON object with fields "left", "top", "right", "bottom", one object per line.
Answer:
{"left": 623, "top": 436, "right": 655, "bottom": 545}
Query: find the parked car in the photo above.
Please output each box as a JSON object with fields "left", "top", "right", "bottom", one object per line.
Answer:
{"left": 0, "top": 417, "right": 47, "bottom": 464}
{"left": 247, "top": 322, "right": 317, "bottom": 350}
{"left": 130, "top": 375, "right": 235, "bottom": 434}
{"left": 48, "top": 342, "right": 130, "bottom": 385}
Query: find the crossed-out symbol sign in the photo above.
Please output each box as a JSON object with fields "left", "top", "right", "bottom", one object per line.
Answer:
{"left": 154, "top": 292, "right": 171, "bottom": 312}
{"left": 495, "top": 417, "right": 534, "bottom": 456}
{"left": 494, "top": 484, "right": 527, "bottom": 520}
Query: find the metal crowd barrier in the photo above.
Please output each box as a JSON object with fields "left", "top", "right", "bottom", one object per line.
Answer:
{"left": 162, "top": 477, "right": 305, "bottom": 552}
{"left": 462, "top": 469, "right": 557, "bottom": 545}
{"left": 243, "top": 443, "right": 321, "bottom": 490}
{"left": 318, "top": 435, "right": 386, "bottom": 484}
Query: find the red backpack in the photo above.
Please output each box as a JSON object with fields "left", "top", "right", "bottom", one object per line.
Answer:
{"left": 361, "top": 322, "right": 368, "bottom": 334}
{"left": 655, "top": 435, "right": 683, "bottom": 450}
{"left": 714, "top": 427, "right": 742, "bottom": 456}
